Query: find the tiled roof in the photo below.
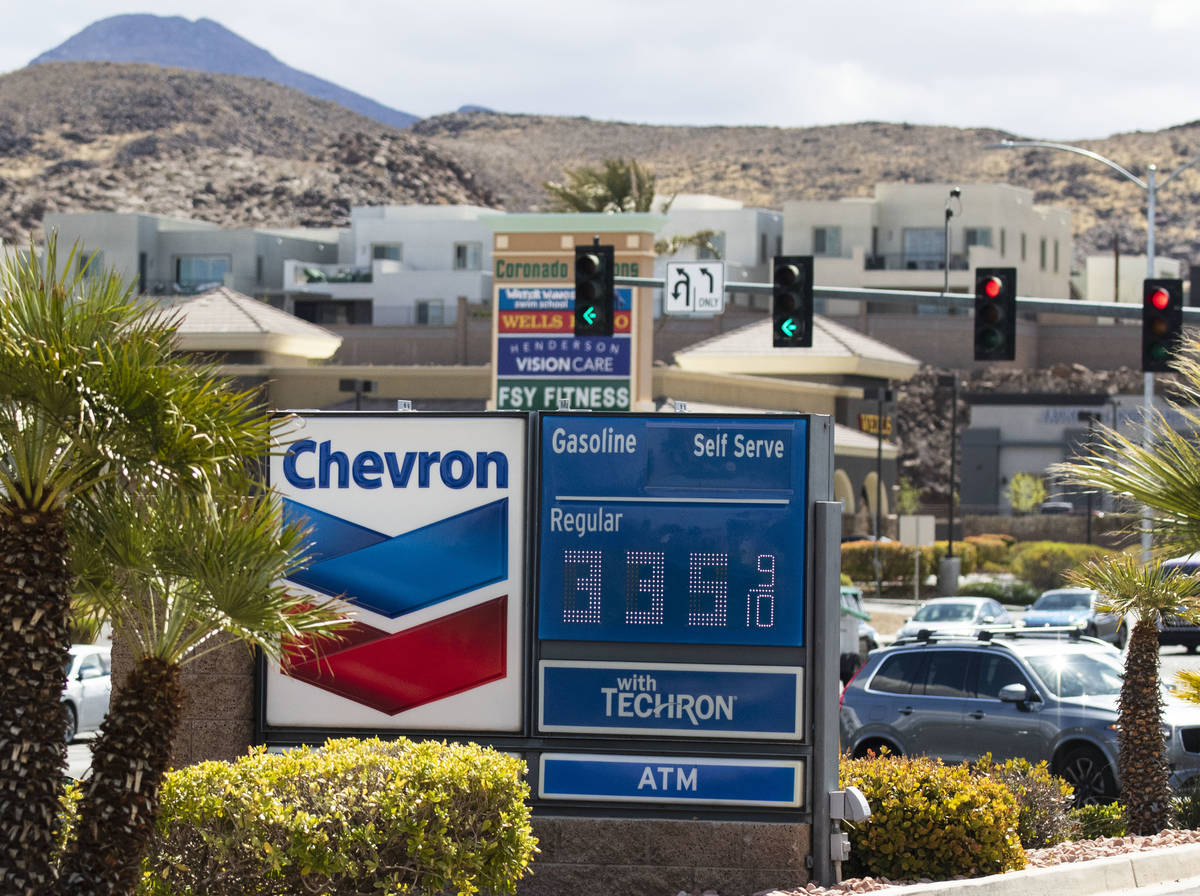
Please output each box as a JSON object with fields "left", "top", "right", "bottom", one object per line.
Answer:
{"left": 167, "top": 287, "right": 342, "bottom": 360}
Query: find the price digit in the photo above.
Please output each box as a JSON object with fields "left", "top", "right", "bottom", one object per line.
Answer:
{"left": 747, "top": 553, "right": 776, "bottom": 628}
{"left": 563, "top": 549, "right": 602, "bottom": 623}
{"left": 687, "top": 552, "right": 728, "bottom": 626}
{"left": 625, "top": 551, "right": 665, "bottom": 625}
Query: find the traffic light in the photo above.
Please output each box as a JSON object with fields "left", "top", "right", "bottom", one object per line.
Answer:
{"left": 772, "top": 255, "right": 813, "bottom": 347}
{"left": 1142, "top": 278, "right": 1183, "bottom": 372}
{"left": 973, "top": 267, "right": 1017, "bottom": 361}
{"left": 573, "top": 244, "right": 615, "bottom": 337}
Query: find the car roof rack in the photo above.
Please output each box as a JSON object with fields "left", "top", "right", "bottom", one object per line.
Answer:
{"left": 889, "top": 625, "right": 1110, "bottom": 648}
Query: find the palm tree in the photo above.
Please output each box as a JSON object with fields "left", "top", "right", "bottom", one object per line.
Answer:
{"left": 543, "top": 158, "right": 665, "bottom": 213}
{"left": 0, "top": 239, "right": 274, "bottom": 894}
{"left": 59, "top": 481, "right": 347, "bottom": 894}
{"left": 1065, "top": 556, "right": 1200, "bottom": 832}
{"left": 1054, "top": 332, "right": 1200, "bottom": 832}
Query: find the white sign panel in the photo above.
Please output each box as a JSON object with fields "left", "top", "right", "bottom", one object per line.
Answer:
{"left": 664, "top": 261, "right": 725, "bottom": 315}
{"left": 898, "top": 514, "right": 936, "bottom": 547}
{"left": 265, "top": 413, "right": 526, "bottom": 732}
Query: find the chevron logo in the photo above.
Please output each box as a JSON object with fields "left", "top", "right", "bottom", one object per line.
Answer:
{"left": 283, "top": 498, "right": 508, "bottom": 618}
{"left": 281, "top": 498, "right": 510, "bottom": 714}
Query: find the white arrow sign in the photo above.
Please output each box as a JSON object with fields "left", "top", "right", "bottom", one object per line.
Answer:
{"left": 664, "top": 261, "right": 725, "bottom": 316}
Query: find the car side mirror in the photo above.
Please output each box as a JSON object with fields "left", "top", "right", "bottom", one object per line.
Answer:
{"left": 981, "top": 615, "right": 996, "bottom": 624}
{"left": 998, "top": 683, "right": 1030, "bottom": 703}
{"left": 79, "top": 667, "right": 102, "bottom": 680}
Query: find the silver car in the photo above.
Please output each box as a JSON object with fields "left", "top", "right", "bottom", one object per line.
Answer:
{"left": 63, "top": 644, "right": 111, "bottom": 743}
{"left": 839, "top": 631, "right": 1200, "bottom": 804}
{"left": 893, "top": 597, "right": 1012, "bottom": 641}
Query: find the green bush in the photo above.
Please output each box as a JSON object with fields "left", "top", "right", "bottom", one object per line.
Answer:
{"left": 1010, "top": 542, "right": 1115, "bottom": 591}
{"left": 1069, "top": 802, "right": 1127, "bottom": 839}
{"left": 955, "top": 579, "right": 1040, "bottom": 606}
{"left": 140, "top": 737, "right": 537, "bottom": 896}
{"left": 928, "top": 541, "right": 980, "bottom": 575}
{"left": 842, "top": 541, "right": 978, "bottom": 586}
{"left": 840, "top": 753, "right": 1025, "bottom": 880}
{"left": 970, "top": 755, "right": 1075, "bottom": 848}
{"left": 1173, "top": 777, "right": 1200, "bottom": 830}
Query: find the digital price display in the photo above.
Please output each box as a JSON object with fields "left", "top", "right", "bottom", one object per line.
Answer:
{"left": 537, "top": 415, "right": 808, "bottom": 647}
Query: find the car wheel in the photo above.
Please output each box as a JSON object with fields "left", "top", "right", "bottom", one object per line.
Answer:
{"left": 852, "top": 739, "right": 898, "bottom": 760}
{"left": 1188, "top": 643, "right": 1199, "bottom": 655}
{"left": 63, "top": 703, "right": 77, "bottom": 744}
{"left": 1058, "top": 746, "right": 1117, "bottom": 806}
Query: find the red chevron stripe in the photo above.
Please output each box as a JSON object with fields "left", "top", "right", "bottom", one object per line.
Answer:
{"left": 284, "top": 595, "right": 508, "bottom": 715}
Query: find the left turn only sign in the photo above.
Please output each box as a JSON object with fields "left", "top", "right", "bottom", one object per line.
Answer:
{"left": 664, "top": 261, "right": 725, "bottom": 315}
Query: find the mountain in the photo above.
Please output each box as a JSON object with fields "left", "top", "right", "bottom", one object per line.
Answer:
{"left": 29, "top": 14, "right": 418, "bottom": 130}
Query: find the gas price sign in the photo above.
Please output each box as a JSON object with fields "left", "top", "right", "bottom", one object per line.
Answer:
{"left": 537, "top": 414, "right": 809, "bottom": 647}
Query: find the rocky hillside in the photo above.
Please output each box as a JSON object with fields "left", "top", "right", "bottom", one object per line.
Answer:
{"left": 3, "top": 61, "right": 1199, "bottom": 272}
{"left": 0, "top": 62, "right": 494, "bottom": 243}
{"left": 413, "top": 112, "right": 1200, "bottom": 269}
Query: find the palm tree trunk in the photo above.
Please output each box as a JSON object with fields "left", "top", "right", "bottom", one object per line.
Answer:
{"left": 1120, "top": 618, "right": 1173, "bottom": 834}
{"left": 60, "top": 657, "right": 182, "bottom": 896}
{"left": 0, "top": 508, "right": 72, "bottom": 895}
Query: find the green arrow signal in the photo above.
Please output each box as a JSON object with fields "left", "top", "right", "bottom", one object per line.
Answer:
{"left": 780, "top": 318, "right": 796, "bottom": 337}
{"left": 583, "top": 306, "right": 597, "bottom": 325}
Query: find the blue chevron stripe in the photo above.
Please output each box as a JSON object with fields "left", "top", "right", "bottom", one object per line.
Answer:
{"left": 284, "top": 498, "right": 509, "bottom": 618}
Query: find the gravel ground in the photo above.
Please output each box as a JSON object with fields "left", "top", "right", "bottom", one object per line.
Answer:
{"left": 749, "top": 829, "right": 1200, "bottom": 896}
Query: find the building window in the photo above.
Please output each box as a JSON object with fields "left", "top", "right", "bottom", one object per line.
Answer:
{"left": 79, "top": 250, "right": 104, "bottom": 278}
{"left": 255, "top": 255, "right": 264, "bottom": 286}
{"left": 175, "top": 255, "right": 229, "bottom": 293}
{"left": 813, "top": 226, "right": 842, "bottom": 257}
{"left": 775, "top": 235, "right": 783, "bottom": 257}
{"left": 454, "top": 242, "right": 482, "bottom": 270}
{"left": 1054, "top": 240, "right": 1060, "bottom": 273}
{"left": 372, "top": 243, "right": 402, "bottom": 262}
{"left": 760, "top": 233, "right": 768, "bottom": 264}
{"left": 965, "top": 228, "right": 992, "bottom": 248}
{"left": 902, "top": 228, "right": 946, "bottom": 269}
{"left": 416, "top": 299, "right": 444, "bottom": 325}
{"left": 1020, "top": 233, "right": 1027, "bottom": 262}
{"left": 293, "top": 298, "right": 373, "bottom": 325}
{"left": 1040, "top": 238, "right": 1047, "bottom": 271}
{"left": 1000, "top": 229, "right": 1006, "bottom": 257}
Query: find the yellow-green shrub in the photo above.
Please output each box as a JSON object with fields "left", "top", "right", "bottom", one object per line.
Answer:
{"left": 928, "top": 540, "right": 980, "bottom": 575}
{"left": 140, "top": 737, "right": 537, "bottom": 896}
{"left": 964, "top": 535, "right": 1012, "bottom": 568}
{"left": 841, "top": 541, "right": 916, "bottom": 583}
{"left": 840, "top": 753, "right": 1025, "bottom": 880}
{"left": 1010, "top": 542, "right": 1115, "bottom": 591}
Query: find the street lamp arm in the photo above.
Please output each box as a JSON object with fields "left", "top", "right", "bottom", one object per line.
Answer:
{"left": 1158, "top": 152, "right": 1200, "bottom": 188}
{"left": 985, "top": 140, "right": 1148, "bottom": 190}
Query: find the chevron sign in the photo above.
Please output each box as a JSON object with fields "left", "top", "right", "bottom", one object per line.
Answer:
{"left": 264, "top": 414, "right": 527, "bottom": 732}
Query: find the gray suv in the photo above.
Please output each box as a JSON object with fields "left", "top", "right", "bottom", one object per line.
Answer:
{"left": 840, "top": 630, "right": 1200, "bottom": 804}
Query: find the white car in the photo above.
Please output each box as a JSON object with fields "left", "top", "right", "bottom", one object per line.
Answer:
{"left": 894, "top": 597, "right": 1013, "bottom": 641}
{"left": 63, "top": 644, "right": 111, "bottom": 742}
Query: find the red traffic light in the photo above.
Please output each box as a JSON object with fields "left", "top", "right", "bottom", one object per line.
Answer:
{"left": 1149, "top": 287, "right": 1171, "bottom": 310}
{"left": 983, "top": 276, "right": 1003, "bottom": 299}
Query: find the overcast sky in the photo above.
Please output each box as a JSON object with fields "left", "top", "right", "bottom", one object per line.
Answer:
{"left": 1, "top": 1, "right": 1196, "bottom": 140}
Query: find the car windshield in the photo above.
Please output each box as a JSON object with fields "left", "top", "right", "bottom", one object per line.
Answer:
{"left": 1025, "top": 652, "right": 1123, "bottom": 698}
{"left": 913, "top": 602, "right": 975, "bottom": 623}
{"left": 1033, "top": 592, "right": 1091, "bottom": 611}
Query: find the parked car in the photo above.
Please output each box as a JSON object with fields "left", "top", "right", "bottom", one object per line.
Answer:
{"left": 1159, "top": 554, "right": 1200, "bottom": 653}
{"left": 63, "top": 644, "right": 111, "bottom": 743}
{"left": 1023, "top": 587, "right": 1124, "bottom": 648}
{"left": 840, "top": 630, "right": 1200, "bottom": 804}
{"left": 893, "top": 597, "right": 1012, "bottom": 641}
{"left": 839, "top": 586, "right": 880, "bottom": 682}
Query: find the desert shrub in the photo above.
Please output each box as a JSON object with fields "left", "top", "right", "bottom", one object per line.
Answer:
{"left": 840, "top": 753, "right": 1025, "bottom": 880}
{"left": 841, "top": 541, "right": 917, "bottom": 584}
{"left": 970, "top": 755, "right": 1075, "bottom": 848}
{"left": 1173, "top": 777, "right": 1200, "bottom": 830}
{"left": 1069, "top": 802, "right": 1127, "bottom": 839}
{"left": 1006, "top": 473, "right": 1047, "bottom": 513}
{"left": 841, "top": 572, "right": 853, "bottom": 586}
{"left": 140, "top": 737, "right": 537, "bottom": 896}
{"left": 1010, "top": 542, "right": 1115, "bottom": 591}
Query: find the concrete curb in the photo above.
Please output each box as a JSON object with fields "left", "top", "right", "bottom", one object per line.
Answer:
{"left": 867, "top": 843, "right": 1200, "bottom": 896}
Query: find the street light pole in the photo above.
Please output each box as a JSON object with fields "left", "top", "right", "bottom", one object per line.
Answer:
{"left": 943, "top": 187, "right": 961, "bottom": 296}
{"left": 985, "top": 140, "right": 1200, "bottom": 559}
